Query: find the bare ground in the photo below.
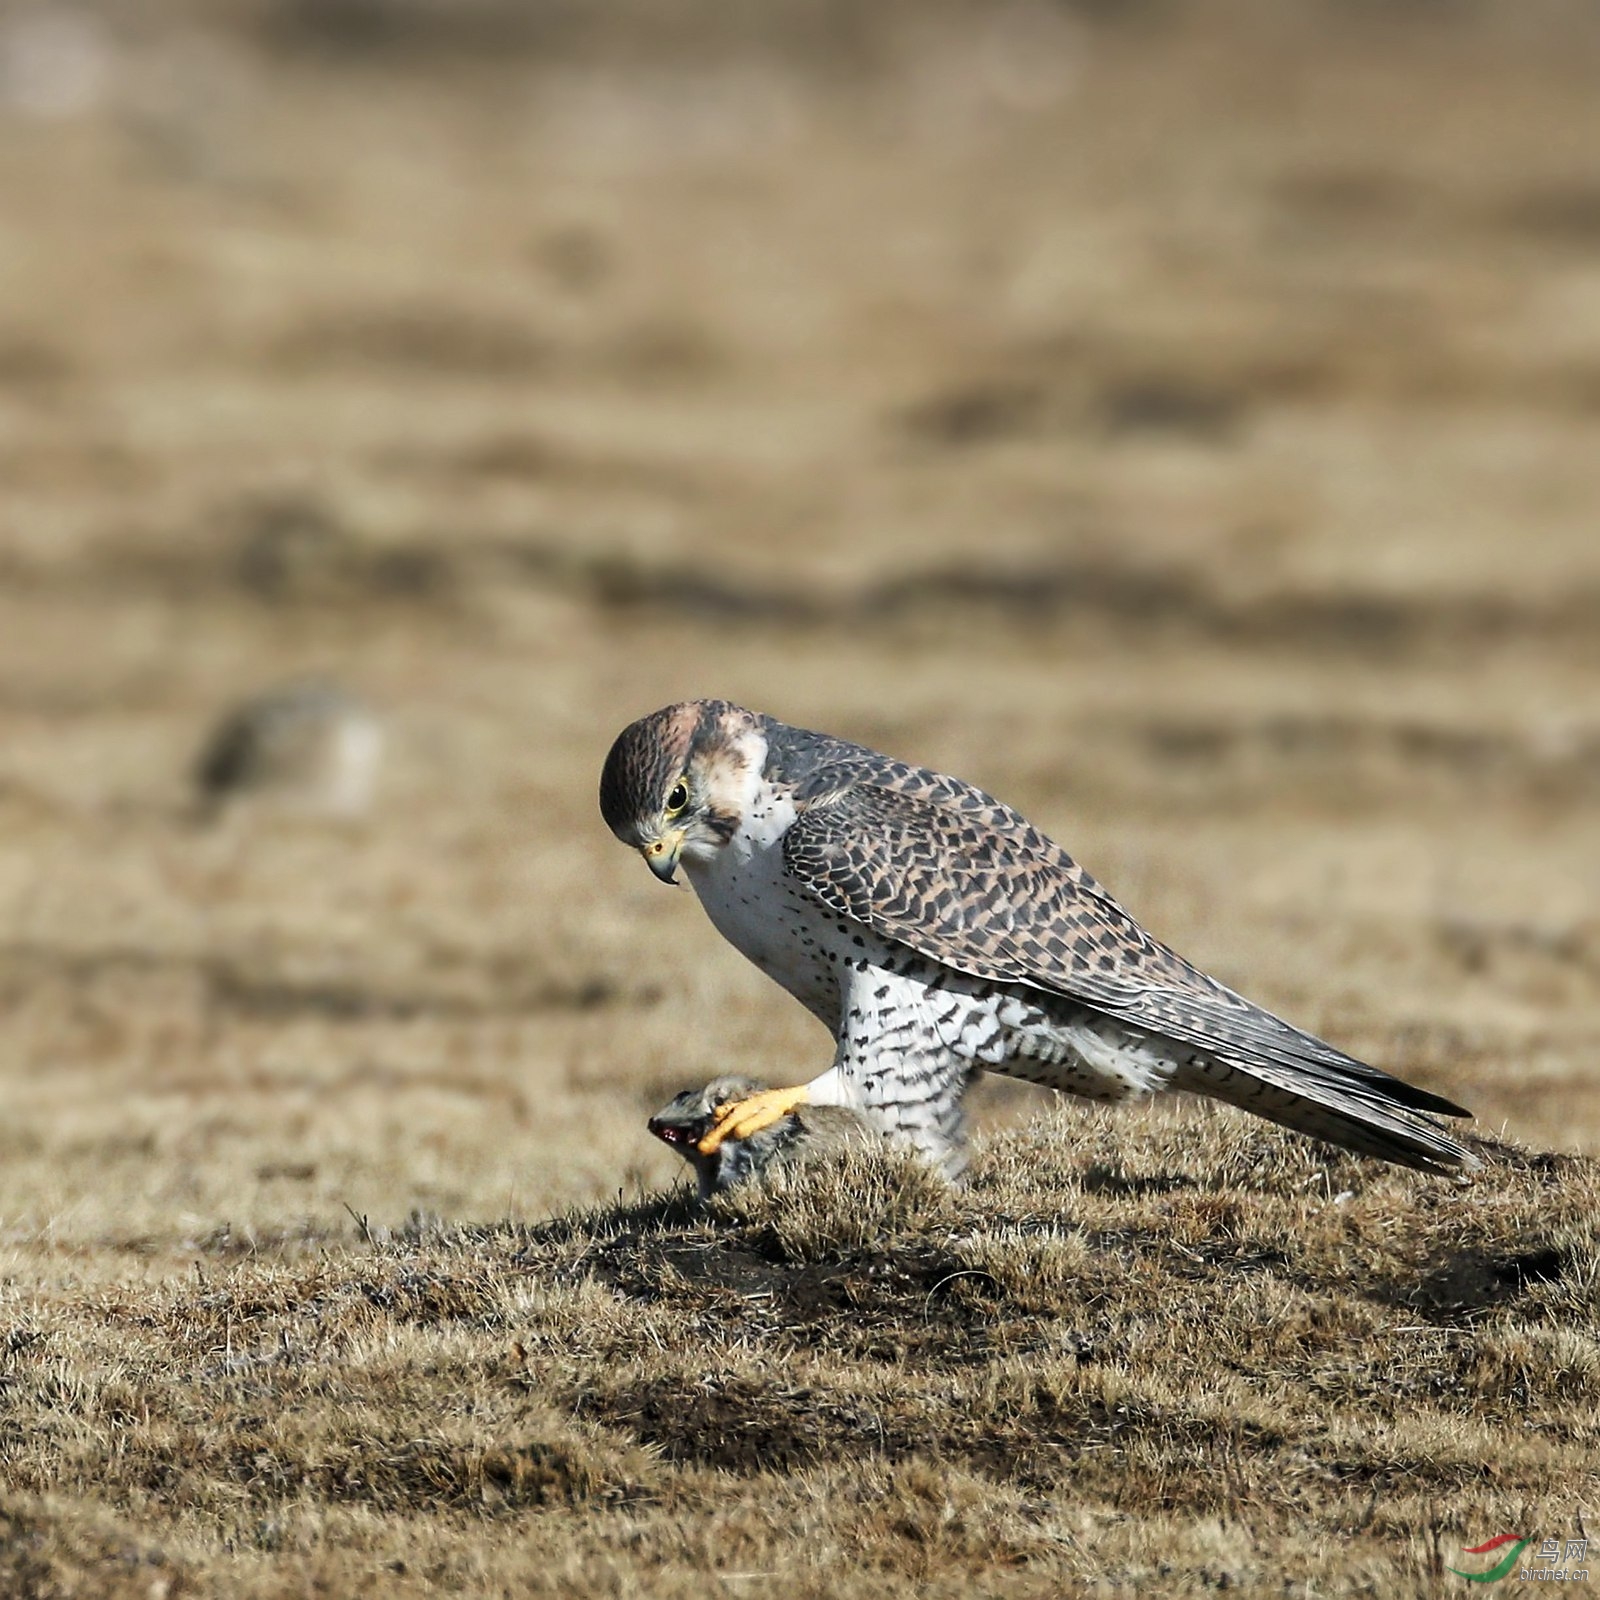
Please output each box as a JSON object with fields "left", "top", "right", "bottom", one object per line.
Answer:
{"left": 1, "top": 3, "right": 1598, "bottom": 1594}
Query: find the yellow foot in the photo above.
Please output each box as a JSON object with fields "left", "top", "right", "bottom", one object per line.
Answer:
{"left": 696, "top": 1085, "right": 812, "bottom": 1155}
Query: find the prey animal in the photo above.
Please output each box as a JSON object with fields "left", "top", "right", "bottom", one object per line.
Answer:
{"left": 648, "top": 1075, "right": 869, "bottom": 1199}
{"left": 602, "top": 700, "right": 1477, "bottom": 1179}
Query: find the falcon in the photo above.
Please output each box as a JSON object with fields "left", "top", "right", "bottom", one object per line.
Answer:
{"left": 601, "top": 700, "right": 1478, "bottom": 1178}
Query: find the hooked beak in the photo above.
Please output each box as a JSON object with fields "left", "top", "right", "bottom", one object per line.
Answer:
{"left": 641, "top": 829, "right": 685, "bottom": 885}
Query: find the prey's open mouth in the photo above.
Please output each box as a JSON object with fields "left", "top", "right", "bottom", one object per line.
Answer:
{"left": 647, "top": 1116, "right": 710, "bottom": 1149}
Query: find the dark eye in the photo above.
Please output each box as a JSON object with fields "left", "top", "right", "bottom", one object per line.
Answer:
{"left": 665, "top": 780, "right": 689, "bottom": 814}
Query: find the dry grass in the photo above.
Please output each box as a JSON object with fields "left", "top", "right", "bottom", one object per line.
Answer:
{"left": 4, "top": 1118, "right": 1598, "bottom": 1597}
{"left": 2, "top": 2, "right": 1599, "bottom": 1594}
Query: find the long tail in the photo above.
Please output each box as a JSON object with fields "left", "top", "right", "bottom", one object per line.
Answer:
{"left": 1170, "top": 1049, "right": 1478, "bottom": 1173}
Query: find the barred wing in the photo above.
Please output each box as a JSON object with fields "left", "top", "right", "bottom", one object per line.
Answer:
{"left": 780, "top": 781, "right": 1474, "bottom": 1168}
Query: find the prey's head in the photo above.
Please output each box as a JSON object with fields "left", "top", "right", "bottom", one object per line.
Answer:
{"left": 599, "top": 700, "right": 762, "bottom": 884}
{"left": 647, "top": 1075, "right": 793, "bottom": 1201}
{"left": 647, "top": 1075, "right": 762, "bottom": 1152}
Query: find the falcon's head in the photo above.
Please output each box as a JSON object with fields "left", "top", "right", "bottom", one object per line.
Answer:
{"left": 599, "top": 699, "right": 762, "bottom": 884}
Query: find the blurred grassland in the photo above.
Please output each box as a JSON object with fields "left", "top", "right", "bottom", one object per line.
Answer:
{"left": 0, "top": 1, "right": 1598, "bottom": 1594}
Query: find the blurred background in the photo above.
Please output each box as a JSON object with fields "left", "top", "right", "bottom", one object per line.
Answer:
{"left": 2, "top": 0, "right": 1598, "bottom": 1255}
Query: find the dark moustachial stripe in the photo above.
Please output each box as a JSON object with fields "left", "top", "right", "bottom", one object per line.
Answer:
{"left": 703, "top": 807, "right": 740, "bottom": 842}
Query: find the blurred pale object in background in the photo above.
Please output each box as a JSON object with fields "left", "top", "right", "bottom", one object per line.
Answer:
{"left": 193, "top": 679, "right": 384, "bottom": 821}
{"left": 0, "top": 7, "right": 109, "bottom": 119}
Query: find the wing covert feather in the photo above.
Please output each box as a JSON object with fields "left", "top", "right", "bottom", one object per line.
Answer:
{"left": 780, "top": 782, "right": 1468, "bottom": 1120}
{"left": 781, "top": 782, "right": 1206, "bottom": 1007}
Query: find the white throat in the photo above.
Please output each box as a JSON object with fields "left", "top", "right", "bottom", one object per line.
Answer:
{"left": 686, "top": 728, "right": 795, "bottom": 871}
{"left": 675, "top": 726, "right": 840, "bottom": 1028}
{"left": 681, "top": 732, "right": 802, "bottom": 941}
